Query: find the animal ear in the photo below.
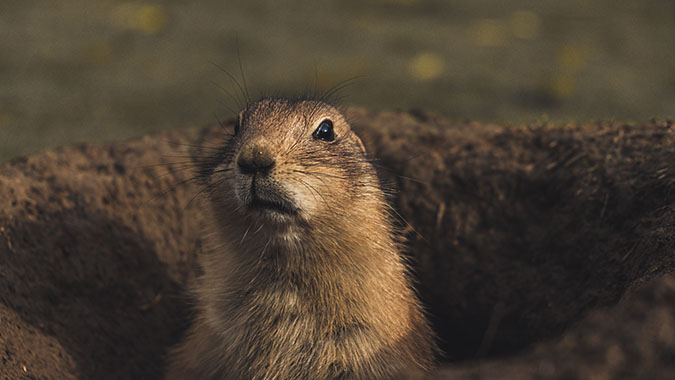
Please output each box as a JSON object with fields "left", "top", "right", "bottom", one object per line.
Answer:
{"left": 353, "top": 135, "right": 367, "bottom": 154}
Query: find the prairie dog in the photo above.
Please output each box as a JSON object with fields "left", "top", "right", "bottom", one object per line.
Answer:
{"left": 166, "top": 98, "right": 436, "bottom": 379}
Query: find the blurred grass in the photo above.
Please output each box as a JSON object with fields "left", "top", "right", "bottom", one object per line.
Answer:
{"left": 0, "top": 0, "right": 673, "bottom": 162}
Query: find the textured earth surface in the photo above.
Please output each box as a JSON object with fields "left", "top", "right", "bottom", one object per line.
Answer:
{"left": 0, "top": 109, "right": 673, "bottom": 379}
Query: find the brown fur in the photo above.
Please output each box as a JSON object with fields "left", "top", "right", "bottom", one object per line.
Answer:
{"left": 165, "top": 98, "right": 436, "bottom": 380}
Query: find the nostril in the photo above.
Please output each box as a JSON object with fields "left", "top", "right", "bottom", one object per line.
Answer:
{"left": 237, "top": 149, "right": 275, "bottom": 174}
{"left": 237, "top": 157, "right": 255, "bottom": 174}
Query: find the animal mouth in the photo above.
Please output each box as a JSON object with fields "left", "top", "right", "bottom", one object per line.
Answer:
{"left": 249, "top": 196, "right": 298, "bottom": 215}
{"left": 239, "top": 175, "right": 299, "bottom": 216}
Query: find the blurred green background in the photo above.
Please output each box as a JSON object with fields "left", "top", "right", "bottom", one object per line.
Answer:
{"left": 1, "top": 0, "right": 673, "bottom": 163}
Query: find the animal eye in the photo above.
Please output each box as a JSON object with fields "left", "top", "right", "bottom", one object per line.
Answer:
{"left": 313, "top": 120, "right": 335, "bottom": 142}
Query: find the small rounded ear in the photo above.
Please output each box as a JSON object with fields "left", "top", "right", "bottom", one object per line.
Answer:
{"left": 353, "top": 134, "right": 367, "bottom": 154}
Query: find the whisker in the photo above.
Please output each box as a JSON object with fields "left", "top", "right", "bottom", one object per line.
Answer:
{"left": 253, "top": 223, "right": 265, "bottom": 235}
{"left": 159, "top": 154, "right": 222, "bottom": 160}
{"left": 296, "top": 150, "right": 429, "bottom": 186}
{"left": 319, "top": 76, "right": 363, "bottom": 105}
{"left": 142, "top": 174, "right": 203, "bottom": 206}
{"left": 212, "top": 168, "right": 234, "bottom": 175}
{"left": 157, "top": 138, "right": 224, "bottom": 150}
{"left": 214, "top": 113, "right": 236, "bottom": 134}
{"left": 291, "top": 169, "right": 348, "bottom": 181}
{"left": 133, "top": 161, "right": 201, "bottom": 170}
{"left": 153, "top": 165, "right": 205, "bottom": 178}
{"left": 184, "top": 181, "right": 218, "bottom": 211}
{"left": 235, "top": 39, "right": 251, "bottom": 105}
{"left": 212, "top": 81, "right": 241, "bottom": 114}
{"left": 240, "top": 225, "right": 252, "bottom": 245}
{"left": 211, "top": 62, "right": 247, "bottom": 110}
{"left": 384, "top": 202, "right": 426, "bottom": 242}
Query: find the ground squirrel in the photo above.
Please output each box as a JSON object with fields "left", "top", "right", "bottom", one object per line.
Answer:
{"left": 166, "top": 98, "right": 436, "bottom": 380}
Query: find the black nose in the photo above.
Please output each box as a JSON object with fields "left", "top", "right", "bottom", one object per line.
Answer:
{"left": 237, "top": 144, "right": 275, "bottom": 174}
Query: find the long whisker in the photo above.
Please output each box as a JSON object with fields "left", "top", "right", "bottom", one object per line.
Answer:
{"left": 142, "top": 174, "right": 203, "bottom": 205}
{"left": 152, "top": 165, "right": 208, "bottom": 178}
{"left": 282, "top": 129, "right": 307, "bottom": 157}
{"left": 291, "top": 169, "right": 348, "bottom": 181}
{"left": 134, "top": 161, "right": 201, "bottom": 170}
{"left": 318, "top": 76, "right": 363, "bottom": 105}
{"left": 294, "top": 149, "right": 430, "bottom": 186}
{"left": 212, "top": 82, "right": 240, "bottom": 115}
{"left": 157, "top": 138, "right": 225, "bottom": 150}
{"left": 214, "top": 113, "right": 237, "bottom": 135}
{"left": 211, "top": 62, "right": 247, "bottom": 110}
{"left": 384, "top": 202, "right": 426, "bottom": 242}
{"left": 211, "top": 168, "right": 234, "bottom": 176}
{"left": 235, "top": 39, "right": 251, "bottom": 105}
{"left": 184, "top": 180, "right": 217, "bottom": 211}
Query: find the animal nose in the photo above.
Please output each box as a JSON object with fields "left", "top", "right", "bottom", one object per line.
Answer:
{"left": 237, "top": 143, "right": 275, "bottom": 174}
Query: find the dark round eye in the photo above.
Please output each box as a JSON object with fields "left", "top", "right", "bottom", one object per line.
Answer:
{"left": 313, "top": 120, "right": 335, "bottom": 142}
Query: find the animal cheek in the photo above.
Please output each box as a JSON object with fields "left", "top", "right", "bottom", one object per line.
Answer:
{"left": 283, "top": 179, "right": 321, "bottom": 216}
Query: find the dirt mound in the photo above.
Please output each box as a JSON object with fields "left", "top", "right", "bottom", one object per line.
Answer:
{"left": 0, "top": 110, "right": 673, "bottom": 379}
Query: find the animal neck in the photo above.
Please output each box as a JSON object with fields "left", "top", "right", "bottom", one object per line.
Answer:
{"left": 227, "top": 206, "right": 398, "bottom": 297}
